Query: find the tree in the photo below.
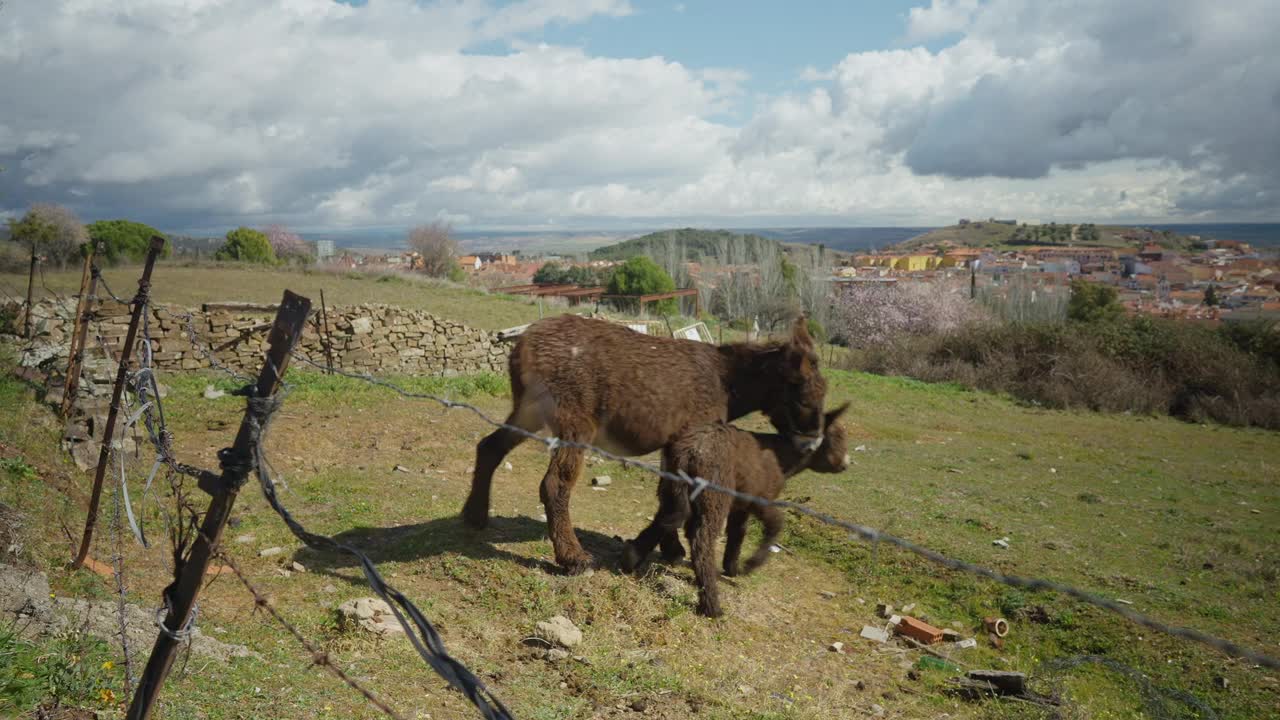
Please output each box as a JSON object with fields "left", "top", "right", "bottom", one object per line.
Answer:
{"left": 263, "top": 224, "right": 312, "bottom": 264}
{"left": 215, "top": 227, "right": 277, "bottom": 264}
{"left": 535, "top": 262, "right": 599, "bottom": 285}
{"left": 1067, "top": 279, "right": 1123, "bottom": 323}
{"left": 1204, "top": 285, "right": 1219, "bottom": 307}
{"left": 607, "top": 255, "right": 678, "bottom": 315}
{"left": 6, "top": 203, "right": 89, "bottom": 269}
{"left": 407, "top": 221, "right": 461, "bottom": 279}
{"left": 86, "top": 219, "right": 170, "bottom": 265}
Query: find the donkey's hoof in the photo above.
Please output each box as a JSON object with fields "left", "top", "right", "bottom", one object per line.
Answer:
{"left": 460, "top": 502, "right": 489, "bottom": 530}
{"left": 696, "top": 597, "right": 724, "bottom": 618}
{"left": 558, "top": 553, "right": 595, "bottom": 576}
{"left": 722, "top": 562, "right": 741, "bottom": 578}
{"left": 620, "top": 542, "right": 644, "bottom": 573}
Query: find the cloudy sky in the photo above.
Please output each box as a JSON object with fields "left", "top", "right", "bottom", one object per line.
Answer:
{"left": 2, "top": 0, "right": 1277, "bottom": 233}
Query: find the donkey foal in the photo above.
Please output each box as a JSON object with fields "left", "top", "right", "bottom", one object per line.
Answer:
{"left": 621, "top": 403, "right": 851, "bottom": 617}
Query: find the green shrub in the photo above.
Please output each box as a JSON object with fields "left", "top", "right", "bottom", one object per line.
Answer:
{"left": 214, "top": 227, "right": 277, "bottom": 264}
{"left": 607, "top": 256, "right": 678, "bottom": 315}
{"left": 85, "top": 219, "right": 170, "bottom": 264}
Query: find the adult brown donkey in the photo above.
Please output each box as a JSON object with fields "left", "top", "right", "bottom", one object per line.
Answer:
{"left": 462, "top": 313, "right": 828, "bottom": 575}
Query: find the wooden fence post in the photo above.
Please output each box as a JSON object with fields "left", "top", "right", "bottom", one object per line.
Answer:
{"left": 61, "top": 243, "right": 100, "bottom": 418}
{"left": 22, "top": 245, "right": 36, "bottom": 339}
{"left": 125, "top": 289, "right": 311, "bottom": 720}
{"left": 70, "top": 237, "right": 165, "bottom": 571}
{"left": 319, "top": 289, "right": 335, "bottom": 374}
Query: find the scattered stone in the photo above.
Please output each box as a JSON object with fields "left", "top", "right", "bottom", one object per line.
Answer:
{"left": 956, "top": 638, "right": 978, "bottom": 649}
{"left": 1251, "top": 509, "right": 1261, "bottom": 514}
{"left": 322, "top": 584, "right": 337, "bottom": 594}
{"left": 591, "top": 475, "right": 612, "bottom": 487}
{"left": 503, "top": 461, "right": 513, "bottom": 471}
{"left": 942, "top": 628, "right": 962, "bottom": 642}
{"left": 870, "top": 703, "right": 885, "bottom": 717}
{"left": 290, "top": 561, "right": 306, "bottom": 573}
{"left": 993, "top": 538, "right": 1010, "bottom": 549}
{"left": 337, "top": 597, "right": 405, "bottom": 637}
{"left": 829, "top": 641, "right": 845, "bottom": 653}
{"left": 901, "top": 603, "right": 916, "bottom": 613}
{"left": 854, "top": 445, "right": 867, "bottom": 452}
{"left": 737, "top": 684, "right": 754, "bottom": 696}
{"left": 545, "top": 648, "right": 569, "bottom": 662}
{"left": 534, "top": 615, "right": 582, "bottom": 648}
{"left": 876, "top": 602, "right": 894, "bottom": 618}
{"left": 1116, "top": 598, "right": 1133, "bottom": 605}
{"left": 393, "top": 465, "right": 412, "bottom": 473}
{"left": 202, "top": 385, "right": 226, "bottom": 400}
{"left": 538, "top": 513, "right": 548, "bottom": 523}
{"left": 819, "top": 590, "right": 837, "bottom": 600}
{"left": 860, "top": 626, "right": 890, "bottom": 643}
{"left": 258, "top": 547, "right": 283, "bottom": 558}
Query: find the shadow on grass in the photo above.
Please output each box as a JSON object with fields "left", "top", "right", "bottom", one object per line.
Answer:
{"left": 292, "top": 513, "right": 633, "bottom": 583}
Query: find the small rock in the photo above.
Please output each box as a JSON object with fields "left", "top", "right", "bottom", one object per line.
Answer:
{"left": 337, "top": 597, "right": 405, "bottom": 636}
{"left": 876, "top": 603, "right": 894, "bottom": 619}
{"left": 737, "top": 684, "right": 754, "bottom": 695}
{"left": 535, "top": 615, "right": 582, "bottom": 648}
{"left": 203, "top": 385, "right": 226, "bottom": 400}
{"left": 829, "top": 641, "right": 845, "bottom": 653}
{"left": 870, "top": 703, "right": 885, "bottom": 717}
{"left": 503, "top": 461, "right": 513, "bottom": 471}
{"left": 290, "top": 561, "right": 306, "bottom": 573}
{"left": 956, "top": 638, "right": 978, "bottom": 649}
{"left": 545, "top": 648, "right": 569, "bottom": 662}
{"left": 854, "top": 445, "right": 867, "bottom": 452}
{"left": 234, "top": 534, "right": 255, "bottom": 544}
{"left": 538, "top": 513, "right": 548, "bottom": 522}
{"left": 259, "top": 547, "right": 283, "bottom": 558}
{"left": 629, "top": 699, "right": 647, "bottom": 712}
{"left": 901, "top": 603, "right": 916, "bottom": 613}
{"left": 393, "top": 465, "right": 412, "bottom": 473}
{"left": 993, "top": 538, "right": 1010, "bottom": 549}
{"left": 591, "top": 475, "right": 612, "bottom": 487}
{"left": 1250, "top": 509, "right": 1261, "bottom": 514}
{"left": 819, "top": 590, "right": 837, "bottom": 600}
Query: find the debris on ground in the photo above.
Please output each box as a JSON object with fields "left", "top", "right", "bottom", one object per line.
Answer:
{"left": 876, "top": 602, "right": 894, "bottom": 618}
{"left": 258, "top": 546, "right": 283, "bottom": 558}
{"left": 860, "top": 625, "right": 890, "bottom": 643}
{"left": 591, "top": 475, "right": 612, "bottom": 487}
{"left": 993, "top": 537, "right": 1010, "bottom": 549}
{"left": 203, "top": 385, "right": 226, "bottom": 400}
{"left": 393, "top": 464, "right": 412, "bottom": 473}
{"left": 983, "top": 617, "right": 1010, "bottom": 638}
{"left": 829, "top": 641, "right": 845, "bottom": 653}
{"left": 534, "top": 615, "right": 583, "bottom": 648}
{"left": 896, "top": 616, "right": 944, "bottom": 645}
{"left": 337, "top": 597, "right": 406, "bottom": 637}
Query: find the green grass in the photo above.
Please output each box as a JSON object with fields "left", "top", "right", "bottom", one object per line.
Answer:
{"left": 2, "top": 352, "right": 1278, "bottom": 719}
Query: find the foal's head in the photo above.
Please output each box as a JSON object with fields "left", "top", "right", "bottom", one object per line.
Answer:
{"left": 763, "top": 316, "right": 828, "bottom": 452}
{"left": 806, "top": 402, "right": 852, "bottom": 474}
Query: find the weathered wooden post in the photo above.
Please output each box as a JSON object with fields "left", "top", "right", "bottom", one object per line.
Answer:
{"left": 70, "top": 236, "right": 165, "bottom": 571}
{"left": 61, "top": 243, "right": 101, "bottom": 418}
{"left": 319, "top": 288, "right": 335, "bottom": 374}
{"left": 125, "top": 289, "right": 311, "bottom": 720}
{"left": 22, "top": 245, "right": 37, "bottom": 339}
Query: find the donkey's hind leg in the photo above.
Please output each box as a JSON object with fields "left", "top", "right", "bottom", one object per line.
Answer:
{"left": 462, "top": 407, "right": 535, "bottom": 529}
{"left": 539, "top": 416, "right": 596, "bottom": 575}
{"left": 686, "top": 491, "right": 732, "bottom": 618}
{"left": 721, "top": 507, "right": 750, "bottom": 577}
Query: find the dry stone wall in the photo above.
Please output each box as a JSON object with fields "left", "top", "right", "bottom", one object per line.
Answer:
{"left": 1, "top": 298, "right": 510, "bottom": 377}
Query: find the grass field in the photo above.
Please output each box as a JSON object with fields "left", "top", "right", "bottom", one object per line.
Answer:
{"left": 2, "top": 343, "right": 1278, "bottom": 718}
{"left": 0, "top": 262, "right": 568, "bottom": 332}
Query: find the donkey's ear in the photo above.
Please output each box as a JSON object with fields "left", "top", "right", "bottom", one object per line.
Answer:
{"left": 824, "top": 401, "right": 851, "bottom": 426}
{"left": 789, "top": 315, "right": 814, "bottom": 350}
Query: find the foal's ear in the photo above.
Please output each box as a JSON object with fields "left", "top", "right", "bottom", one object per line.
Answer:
{"left": 789, "top": 315, "right": 814, "bottom": 350}
{"left": 824, "top": 401, "right": 851, "bottom": 426}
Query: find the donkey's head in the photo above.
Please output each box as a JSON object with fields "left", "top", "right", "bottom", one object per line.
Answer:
{"left": 806, "top": 402, "right": 852, "bottom": 474}
{"left": 763, "top": 316, "right": 828, "bottom": 452}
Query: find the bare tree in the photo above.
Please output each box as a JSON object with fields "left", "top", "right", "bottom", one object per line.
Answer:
{"left": 407, "top": 221, "right": 460, "bottom": 278}
{"left": 6, "top": 203, "right": 89, "bottom": 269}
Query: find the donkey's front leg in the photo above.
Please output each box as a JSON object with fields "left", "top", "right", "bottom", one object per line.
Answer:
{"left": 742, "top": 505, "right": 784, "bottom": 575}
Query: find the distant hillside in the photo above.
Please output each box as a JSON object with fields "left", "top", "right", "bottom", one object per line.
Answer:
{"left": 586, "top": 226, "right": 839, "bottom": 263}
{"left": 892, "top": 221, "right": 1203, "bottom": 253}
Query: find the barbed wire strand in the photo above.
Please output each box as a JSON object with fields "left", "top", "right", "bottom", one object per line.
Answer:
{"left": 216, "top": 550, "right": 409, "bottom": 720}
{"left": 281, "top": 349, "right": 1280, "bottom": 672}
{"left": 242, "top": 378, "right": 515, "bottom": 720}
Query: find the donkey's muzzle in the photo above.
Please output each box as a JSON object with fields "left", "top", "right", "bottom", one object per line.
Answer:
{"left": 792, "top": 434, "right": 823, "bottom": 453}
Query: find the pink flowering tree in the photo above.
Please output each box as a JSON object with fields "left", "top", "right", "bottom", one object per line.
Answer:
{"left": 830, "top": 280, "right": 982, "bottom": 348}
{"left": 262, "top": 224, "right": 312, "bottom": 263}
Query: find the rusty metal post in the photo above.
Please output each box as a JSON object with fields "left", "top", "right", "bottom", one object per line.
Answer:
{"left": 126, "top": 289, "right": 311, "bottom": 720}
{"left": 319, "top": 289, "right": 335, "bottom": 375}
{"left": 61, "top": 244, "right": 100, "bottom": 418}
{"left": 70, "top": 236, "right": 165, "bottom": 571}
{"left": 22, "top": 245, "right": 37, "bottom": 338}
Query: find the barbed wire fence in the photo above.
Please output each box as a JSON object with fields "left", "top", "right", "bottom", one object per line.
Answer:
{"left": 13, "top": 270, "right": 1279, "bottom": 720}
